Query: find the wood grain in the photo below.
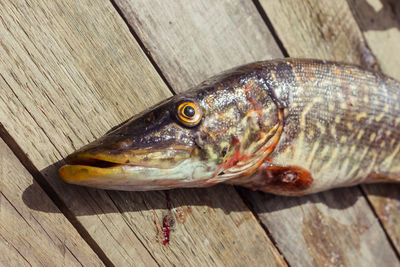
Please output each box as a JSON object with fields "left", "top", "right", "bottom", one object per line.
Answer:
{"left": 242, "top": 188, "right": 399, "bottom": 266}
{"left": 259, "top": 0, "right": 378, "bottom": 69}
{"left": 113, "top": 0, "right": 281, "bottom": 92}
{"left": 0, "top": 0, "right": 285, "bottom": 266}
{"left": 112, "top": 0, "right": 400, "bottom": 265}
{"left": 258, "top": 0, "right": 400, "bottom": 262}
{"left": 0, "top": 139, "right": 103, "bottom": 266}
{"left": 107, "top": 186, "right": 286, "bottom": 267}
{"left": 347, "top": 0, "right": 400, "bottom": 80}
{"left": 347, "top": 0, "right": 400, "bottom": 254}
{"left": 0, "top": 0, "right": 163, "bottom": 265}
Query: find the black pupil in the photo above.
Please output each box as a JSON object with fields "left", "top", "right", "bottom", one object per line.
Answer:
{"left": 183, "top": 106, "right": 195, "bottom": 117}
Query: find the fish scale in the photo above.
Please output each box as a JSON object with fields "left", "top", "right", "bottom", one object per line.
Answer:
{"left": 268, "top": 59, "right": 400, "bottom": 194}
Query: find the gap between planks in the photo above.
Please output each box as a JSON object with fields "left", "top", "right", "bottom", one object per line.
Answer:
{"left": 235, "top": 187, "right": 288, "bottom": 264}
{"left": 0, "top": 123, "right": 115, "bottom": 267}
{"left": 109, "top": 0, "right": 175, "bottom": 96}
{"left": 252, "top": 0, "right": 289, "bottom": 57}
{"left": 360, "top": 186, "right": 400, "bottom": 260}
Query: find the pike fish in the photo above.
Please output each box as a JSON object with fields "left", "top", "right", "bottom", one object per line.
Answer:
{"left": 59, "top": 59, "right": 400, "bottom": 196}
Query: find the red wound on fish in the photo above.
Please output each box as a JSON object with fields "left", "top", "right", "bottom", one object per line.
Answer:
{"left": 264, "top": 166, "right": 313, "bottom": 189}
{"left": 243, "top": 165, "right": 314, "bottom": 196}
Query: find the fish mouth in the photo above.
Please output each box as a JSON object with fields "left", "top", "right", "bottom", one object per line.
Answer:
{"left": 63, "top": 156, "right": 122, "bottom": 169}
{"left": 59, "top": 153, "right": 130, "bottom": 184}
{"left": 59, "top": 146, "right": 198, "bottom": 190}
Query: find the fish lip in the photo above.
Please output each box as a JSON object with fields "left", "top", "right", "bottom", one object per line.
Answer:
{"left": 64, "top": 153, "right": 135, "bottom": 169}
{"left": 59, "top": 147, "right": 194, "bottom": 185}
{"left": 59, "top": 163, "right": 142, "bottom": 185}
{"left": 60, "top": 155, "right": 138, "bottom": 184}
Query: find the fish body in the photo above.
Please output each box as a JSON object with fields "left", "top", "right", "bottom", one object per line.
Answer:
{"left": 59, "top": 59, "right": 400, "bottom": 196}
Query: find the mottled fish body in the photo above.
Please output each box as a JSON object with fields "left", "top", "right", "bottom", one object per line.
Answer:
{"left": 60, "top": 59, "right": 400, "bottom": 196}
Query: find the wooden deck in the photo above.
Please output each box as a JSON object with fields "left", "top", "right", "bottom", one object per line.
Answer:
{"left": 1, "top": 0, "right": 400, "bottom": 266}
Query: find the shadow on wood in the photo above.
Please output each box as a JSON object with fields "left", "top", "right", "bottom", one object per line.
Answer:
{"left": 347, "top": 0, "right": 400, "bottom": 31}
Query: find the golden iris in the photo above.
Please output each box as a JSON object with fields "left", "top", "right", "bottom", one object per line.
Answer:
{"left": 177, "top": 101, "right": 202, "bottom": 127}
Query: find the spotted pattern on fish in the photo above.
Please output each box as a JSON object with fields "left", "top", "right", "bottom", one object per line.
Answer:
{"left": 261, "top": 59, "right": 400, "bottom": 194}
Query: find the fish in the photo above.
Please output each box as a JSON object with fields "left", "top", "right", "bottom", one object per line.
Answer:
{"left": 59, "top": 58, "right": 400, "bottom": 196}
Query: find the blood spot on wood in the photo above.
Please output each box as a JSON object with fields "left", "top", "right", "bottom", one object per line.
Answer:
{"left": 162, "top": 214, "right": 174, "bottom": 245}
{"left": 153, "top": 192, "right": 176, "bottom": 245}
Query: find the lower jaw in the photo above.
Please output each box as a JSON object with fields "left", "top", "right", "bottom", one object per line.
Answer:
{"left": 59, "top": 158, "right": 220, "bottom": 191}
{"left": 59, "top": 164, "right": 127, "bottom": 183}
{"left": 58, "top": 163, "right": 209, "bottom": 191}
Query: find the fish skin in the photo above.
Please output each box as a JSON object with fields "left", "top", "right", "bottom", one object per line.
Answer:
{"left": 59, "top": 58, "right": 400, "bottom": 196}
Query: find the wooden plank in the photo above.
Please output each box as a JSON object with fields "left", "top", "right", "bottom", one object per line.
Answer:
{"left": 243, "top": 188, "right": 399, "bottom": 266}
{"left": 258, "top": 0, "right": 378, "bottom": 68}
{"left": 0, "top": 0, "right": 162, "bottom": 265}
{"left": 0, "top": 139, "right": 103, "bottom": 266}
{"left": 113, "top": 0, "right": 400, "bottom": 265}
{"left": 107, "top": 186, "right": 286, "bottom": 267}
{"left": 113, "top": 0, "right": 281, "bottom": 92}
{"left": 257, "top": 0, "right": 400, "bottom": 263}
{"left": 0, "top": 0, "right": 285, "bottom": 266}
{"left": 0, "top": 236, "right": 29, "bottom": 266}
{"left": 347, "top": 0, "right": 400, "bottom": 80}
{"left": 347, "top": 0, "right": 400, "bottom": 254}
{"left": 0, "top": 234, "right": 30, "bottom": 267}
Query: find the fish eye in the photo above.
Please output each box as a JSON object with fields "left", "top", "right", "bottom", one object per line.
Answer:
{"left": 176, "top": 101, "right": 202, "bottom": 127}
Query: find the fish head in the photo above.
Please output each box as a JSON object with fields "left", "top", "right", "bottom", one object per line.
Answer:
{"left": 59, "top": 64, "right": 282, "bottom": 190}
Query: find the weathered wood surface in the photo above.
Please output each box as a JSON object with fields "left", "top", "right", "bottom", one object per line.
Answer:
{"left": 114, "top": 0, "right": 281, "bottom": 92}
{"left": 348, "top": 0, "right": 400, "bottom": 80}
{"left": 347, "top": 0, "right": 400, "bottom": 254}
{"left": 0, "top": 139, "right": 103, "bottom": 266}
{"left": 0, "top": 0, "right": 285, "bottom": 266}
{"left": 112, "top": 0, "right": 399, "bottom": 265}
{"left": 259, "top": 0, "right": 400, "bottom": 260}
{"left": 2, "top": 0, "right": 400, "bottom": 266}
{"left": 245, "top": 189, "right": 399, "bottom": 266}
{"left": 258, "top": 0, "right": 377, "bottom": 68}
{"left": 1, "top": 0, "right": 164, "bottom": 265}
